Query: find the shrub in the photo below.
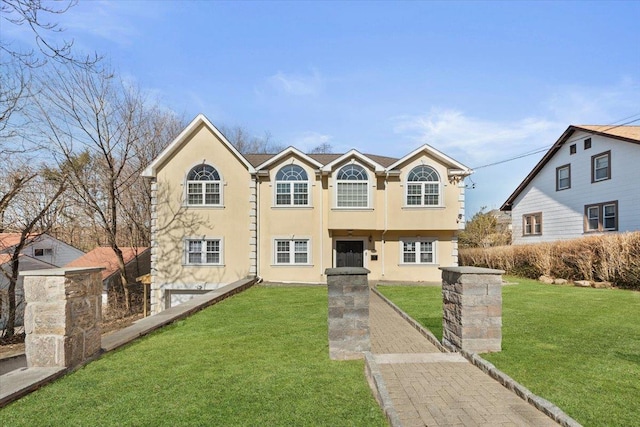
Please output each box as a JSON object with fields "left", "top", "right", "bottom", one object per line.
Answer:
{"left": 459, "top": 232, "right": 640, "bottom": 289}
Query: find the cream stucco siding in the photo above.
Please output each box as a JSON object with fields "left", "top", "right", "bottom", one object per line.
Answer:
{"left": 150, "top": 123, "right": 253, "bottom": 312}
{"left": 145, "top": 115, "right": 472, "bottom": 313}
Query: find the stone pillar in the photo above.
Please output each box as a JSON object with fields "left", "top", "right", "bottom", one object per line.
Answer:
{"left": 21, "top": 267, "right": 103, "bottom": 368}
{"left": 325, "top": 267, "right": 370, "bottom": 360}
{"left": 440, "top": 266, "right": 504, "bottom": 353}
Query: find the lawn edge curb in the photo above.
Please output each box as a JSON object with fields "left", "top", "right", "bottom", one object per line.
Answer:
{"left": 373, "top": 286, "right": 582, "bottom": 427}
{"left": 363, "top": 351, "right": 403, "bottom": 427}
{"left": 460, "top": 350, "right": 582, "bottom": 427}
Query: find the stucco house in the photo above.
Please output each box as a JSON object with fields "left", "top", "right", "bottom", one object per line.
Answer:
{"left": 501, "top": 125, "right": 640, "bottom": 245}
{"left": 0, "top": 233, "right": 85, "bottom": 328}
{"left": 142, "top": 114, "right": 472, "bottom": 314}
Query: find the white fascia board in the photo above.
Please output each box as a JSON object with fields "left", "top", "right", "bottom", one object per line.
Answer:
{"left": 320, "top": 149, "right": 385, "bottom": 173}
{"left": 387, "top": 144, "right": 472, "bottom": 175}
{"left": 255, "top": 146, "right": 324, "bottom": 170}
{"left": 141, "top": 113, "right": 255, "bottom": 177}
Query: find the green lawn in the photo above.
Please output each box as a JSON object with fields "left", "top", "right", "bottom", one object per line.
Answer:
{"left": 378, "top": 278, "right": 640, "bottom": 427}
{"left": 0, "top": 286, "right": 386, "bottom": 426}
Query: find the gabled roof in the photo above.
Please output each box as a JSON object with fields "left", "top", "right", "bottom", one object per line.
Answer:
{"left": 320, "top": 149, "right": 387, "bottom": 173}
{"left": 141, "top": 114, "right": 256, "bottom": 178}
{"left": 254, "top": 146, "right": 324, "bottom": 170}
{"left": 387, "top": 144, "right": 472, "bottom": 174}
{"left": 66, "top": 247, "right": 149, "bottom": 281}
{"left": 501, "top": 124, "right": 640, "bottom": 211}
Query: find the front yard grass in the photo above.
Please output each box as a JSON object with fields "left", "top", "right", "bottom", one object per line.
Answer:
{"left": 378, "top": 278, "right": 640, "bottom": 427}
{"left": 0, "top": 286, "right": 386, "bottom": 426}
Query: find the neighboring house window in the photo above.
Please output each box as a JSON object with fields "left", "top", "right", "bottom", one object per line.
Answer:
{"left": 186, "top": 164, "right": 222, "bottom": 205}
{"left": 584, "top": 138, "right": 591, "bottom": 150}
{"left": 401, "top": 239, "right": 436, "bottom": 264}
{"left": 336, "top": 164, "right": 368, "bottom": 208}
{"left": 591, "top": 151, "right": 611, "bottom": 182}
{"left": 275, "top": 165, "right": 309, "bottom": 206}
{"left": 584, "top": 201, "right": 618, "bottom": 232}
{"left": 274, "top": 239, "right": 309, "bottom": 264}
{"left": 34, "top": 248, "right": 53, "bottom": 257}
{"left": 556, "top": 164, "right": 571, "bottom": 191}
{"left": 570, "top": 144, "right": 576, "bottom": 155}
{"left": 523, "top": 213, "right": 542, "bottom": 236}
{"left": 406, "top": 166, "right": 440, "bottom": 206}
{"left": 185, "top": 239, "right": 222, "bottom": 265}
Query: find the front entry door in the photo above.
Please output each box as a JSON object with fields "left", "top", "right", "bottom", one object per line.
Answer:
{"left": 336, "top": 240, "right": 364, "bottom": 267}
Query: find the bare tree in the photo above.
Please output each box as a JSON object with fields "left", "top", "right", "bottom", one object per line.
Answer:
{"left": 1, "top": 166, "right": 67, "bottom": 338}
{"left": 33, "top": 63, "right": 181, "bottom": 312}
{"left": 308, "top": 142, "right": 333, "bottom": 154}
{"left": 219, "top": 125, "right": 284, "bottom": 154}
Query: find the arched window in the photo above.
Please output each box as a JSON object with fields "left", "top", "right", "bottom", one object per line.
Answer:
{"left": 336, "top": 164, "right": 368, "bottom": 208}
{"left": 406, "top": 165, "right": 440, "bottom": 206}
{"left": 186, "top": 164, "right": 222, "bottom": 206}
{"left": 275, "top": 165, "right": 309, "bottom": 206}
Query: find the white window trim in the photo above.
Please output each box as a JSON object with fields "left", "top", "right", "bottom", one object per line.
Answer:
{"left": 184, "top": 163, "right": 225, "bottom": 208}
{"left": 272, "top": 165, "right": 312, "bottom": 208}
{"left": 399, "top": 237, "right": 437, "bottom": 265}
{"left": 272, "top": 236, "right": 313, "bottom": 266}
{"left": 403, "top": 166, "right": 443, "bottom": 208}
{"left": 334, "top": 162, "right": 372, "bottom": 209}
{"left": 183, "top": 236, "right": 224, "bottom": 266}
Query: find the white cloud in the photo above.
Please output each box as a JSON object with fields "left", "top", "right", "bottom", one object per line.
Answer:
{"left": 392, "top": 109, "right": 559, "bottom": 168}
{"left": 267, "top": 69, "right": 323, "bottom": 96}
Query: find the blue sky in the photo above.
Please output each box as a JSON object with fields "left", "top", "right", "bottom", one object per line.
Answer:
{"left": 6, "top": 1, "right": 640, "bottom": 216}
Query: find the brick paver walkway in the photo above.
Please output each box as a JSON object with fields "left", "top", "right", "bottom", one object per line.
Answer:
{"left": 369, "top": 291, "right": 557, "bottom": 426}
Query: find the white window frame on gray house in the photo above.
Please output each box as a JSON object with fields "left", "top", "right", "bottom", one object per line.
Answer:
{"left": 591, "top": 151, "right": 611, "bottom": 183}
{"left": 523, "top": 212, "right": 542, "bottom": 236}
{"left": 556, "top": 164, "right": 571, "bottom": 191}
{"left": 585, "top": 201, "right": 618, "bottom": 232}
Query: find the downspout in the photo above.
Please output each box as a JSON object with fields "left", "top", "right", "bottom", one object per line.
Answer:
{"left": 254, "top": 173, "right": 261, "bottom": 280}
{"left": 382, "top": 172, "right": 389, "bottom": 277}
{"left": 319, "top": 171, "right": 324, "bottom": 278}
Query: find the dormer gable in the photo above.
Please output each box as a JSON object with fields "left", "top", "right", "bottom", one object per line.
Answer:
{"left": 387, "top": 144, "right": 472, "bottom": 181}
{"left": 321, "top": 149, "right": 386, "bottom": 175}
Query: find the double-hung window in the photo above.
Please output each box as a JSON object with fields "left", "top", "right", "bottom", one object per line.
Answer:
{"left": 186, "top": 164, "right": 222, "bottom": 206}
{"left": 401, "top": 239, "right": 436, "bottom": 264}
{"left": 406, "top": 166, "right": 440, "bottom": 206}
{"left": 336, "top": 164, "right": 368, "bottom": 208}
{"left": 591, "top": 151, "right": 611, "bottom": 183}
{"left": 556, "top": 164, "right": 571, "bottom": 191}
{"left": 275, "top": 165, "right": 309, "bottom": 206}
{"left": 185, "top": 238, "right": 222, "bottom": 265}
{"left": 585, "top": 201, "right": 618, "bottom": 232}
{"left": 523, "top": 213, "right": 542, "bottom": 236}
{"left": 274, "top": 239, "right": 310, "bottom": 265}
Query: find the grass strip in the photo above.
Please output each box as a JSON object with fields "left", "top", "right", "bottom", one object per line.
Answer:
{"left": 0, "top": 286, "right": 386, "bottom": 426}
{"left": 378, "top": 278, "right": 640, "bottom": 427}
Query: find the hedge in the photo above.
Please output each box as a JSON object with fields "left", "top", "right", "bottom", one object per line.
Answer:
{"left": 459, "top": 232, "right": 640, "bottom": 290}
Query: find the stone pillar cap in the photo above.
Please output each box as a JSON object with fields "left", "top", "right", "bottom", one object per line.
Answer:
{"left": 325, "top": 267, "right": 370, "bottom": 276}
{"left": 439, "top": 266, "right": 505, "bottom": 275}
{"left": 20, "top": 266, "right": 105, "bottom": 277}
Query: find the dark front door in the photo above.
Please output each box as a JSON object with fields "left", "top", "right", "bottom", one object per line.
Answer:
{"left": 336, "top": 240, "right": 364, "bottom": 267}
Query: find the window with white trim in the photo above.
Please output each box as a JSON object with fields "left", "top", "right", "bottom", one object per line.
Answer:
{"left": 186, "top": 164, "right": 222, "bottom": 206}
{"left": 523, "top": 213, "right": 542, "bottom": 236}
{"left": 34, "top": 248, "right": 53, "bottom": 257}
{"left": 584, "top": 201, "right": 618, "bottom": 232}
{"left": 336, "top": 164, "right": 368, "bottom": 208}
{"left": 406, "top": 166, "right": 440, "bottom": 206}
{"left": 185, "top": 239, "right": 222, "bottom": 265}
{"left": 274, "top": 239, "right": 310, "bottom": 265}
{"left": 401, "top": 239, "right": 436, "bottom": 264}
{"left": 275, "top": 165, "right": 309, "bottom": 206}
